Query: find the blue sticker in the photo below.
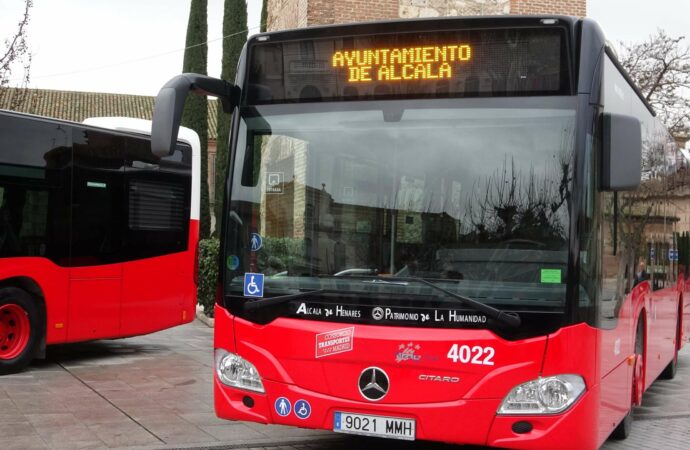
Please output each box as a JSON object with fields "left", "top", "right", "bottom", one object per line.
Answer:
{"left": 274, "top": 397, "right": 291, "bottom": 417}
{"left": 294, "top": 399, "right": 311, "bottom": 420}
{"left": 227, "top": 255, "right": 240, "bottom": 271}
{"left": 243, "top": 273, "right": 264, "bottom": 297}
{"left": 250, "top": 233, "right": 263, "bottom": 252}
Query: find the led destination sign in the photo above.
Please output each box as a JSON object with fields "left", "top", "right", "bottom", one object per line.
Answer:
{"left": 247, "top": 26, "right": 569, "bottom": 104}
{"left": 332, "top": 45, "right": 472, "bottom": 82}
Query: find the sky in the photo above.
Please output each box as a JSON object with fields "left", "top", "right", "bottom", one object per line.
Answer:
{"left": 0, "top": 0, "right": 689, "bottom": 96}
{"left": 0, "top": 0, "right": 263, "bottom": 96}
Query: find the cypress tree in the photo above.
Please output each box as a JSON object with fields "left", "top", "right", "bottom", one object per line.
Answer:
{"left": 261, "top": 0, "right": 268, "bottom": 32}
{"left": 181, "top": 0, "right": 211, "bottom": 238}
{"left": 214, "top": 0, "right": 247, "bottom": 223}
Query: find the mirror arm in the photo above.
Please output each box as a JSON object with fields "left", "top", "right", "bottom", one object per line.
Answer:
{"left": 152, "top": 73, "right": 239, "bottom": 157}
{"left": 181, "top": 74, "right": 239, "bottom": 113}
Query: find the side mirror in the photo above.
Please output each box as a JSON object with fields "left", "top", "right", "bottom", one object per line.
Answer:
{"left": 151, "top": 73, "right": 238, "bottom": 157}
{"left": 601, "top": 112, "right": 642, "bottom": 191}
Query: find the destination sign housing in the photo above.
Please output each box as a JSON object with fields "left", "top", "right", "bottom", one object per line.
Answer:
{"left": 246, "top": 26, "right": 568, "bottom": 104}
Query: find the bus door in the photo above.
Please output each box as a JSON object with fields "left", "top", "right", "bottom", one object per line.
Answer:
{"left": 67, "top": 128, "right": 125, "bottom": 341}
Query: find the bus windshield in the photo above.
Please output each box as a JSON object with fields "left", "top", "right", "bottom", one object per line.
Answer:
{"left": 225, "top": 97, "right": 575, "bottom": 326}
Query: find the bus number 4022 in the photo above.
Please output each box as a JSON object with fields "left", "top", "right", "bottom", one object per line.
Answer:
{"left": 447, "top": 344, "right": 495, "bottom": 366}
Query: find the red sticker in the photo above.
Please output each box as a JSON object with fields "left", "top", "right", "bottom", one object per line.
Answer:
{"left": 315, "top": 327, "right": 354, "bottom": 358}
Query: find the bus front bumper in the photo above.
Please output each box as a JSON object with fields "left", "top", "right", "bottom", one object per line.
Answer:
{"left": 214, "top": 377, "right": 600, "bottom": 450}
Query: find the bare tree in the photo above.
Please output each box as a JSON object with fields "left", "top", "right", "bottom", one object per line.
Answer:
{"left": 463, "top": 151, "right": 571, "bottom": 245}
{"left": 0, "top": 0, "right": 33, "bottom": 110}
{"left": 619, "top": 30, "right": 690, "bottom": 140}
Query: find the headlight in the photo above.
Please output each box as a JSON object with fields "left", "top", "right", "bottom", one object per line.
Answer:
{"left": 497, "top": 374, "right": 585, "bottom": 415}
{"left": 215, "top": 349, "right": 265, "bottom": 393}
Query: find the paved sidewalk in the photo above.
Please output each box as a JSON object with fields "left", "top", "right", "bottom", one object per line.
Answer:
{"left": 0, "top": 321, "right": 329, "bottom": 450}
{"left": 0, "top": 320, "right": 688, "bottom": 449}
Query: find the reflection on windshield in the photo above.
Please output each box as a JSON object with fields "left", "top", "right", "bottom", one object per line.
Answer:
{"left": 226, "top": 99, "right": 575, "bottom": 307}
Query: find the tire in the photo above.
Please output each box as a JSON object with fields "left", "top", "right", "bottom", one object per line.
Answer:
{"left": 613, "top": 320, "right": 645, "bottom": 440}
{"left": 611, "top": 409, "right": 632, "bottom": 440}
{"left": 659, "top": 352, "right": 678, "bottom": 380}
{"left": 660, "top": 304, "right": 681, "bottom": 380}
{"left": 0, "top": 287, "right": 42, "bottom": 375}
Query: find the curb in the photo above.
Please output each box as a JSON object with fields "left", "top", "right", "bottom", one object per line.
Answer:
{"left": 195, "top": 304, "right": 214, "bottom": 327}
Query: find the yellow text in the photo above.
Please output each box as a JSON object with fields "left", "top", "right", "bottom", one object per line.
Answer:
{"left": 332, "top": 45, "right": 471, "bottom": 82}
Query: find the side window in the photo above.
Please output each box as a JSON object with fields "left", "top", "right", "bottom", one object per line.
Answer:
{"left": 70, "top": 127, "right": 125, "bottom": 266}
{"left": 123, "top": 135, "right": 191, "bottom": 260}
{"left": 0, "top": 115, "right": 71, "bottom": 261}
{"left": 579, "top": 133, "right": 599, "bottom": 316}
{"left": 599, "top": 55, "right": 677, "bottom": 326}
{"left": 599, "top": 56, "right": 640, "bottom": 323}
{"left": 599, "top": 191, "right": 623, "bottom": 321}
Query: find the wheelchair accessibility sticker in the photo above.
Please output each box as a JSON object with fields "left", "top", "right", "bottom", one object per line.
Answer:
{"left": 294, "top": 399, "right": 311, "bottom": 419}
{"left": 244, "top": 273, "right": 264, "bottom": 297}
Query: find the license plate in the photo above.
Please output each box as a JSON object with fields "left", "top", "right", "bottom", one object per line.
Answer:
{"left": 333, "top": 411, "right": 415, "bottom": 441}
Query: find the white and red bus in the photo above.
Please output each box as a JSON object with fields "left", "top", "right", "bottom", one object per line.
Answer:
{"left": 152, "top": 15, "right": 688, "bottom": 449}
{"left": 0, "top": 112, "right": 200, "bottom": 374}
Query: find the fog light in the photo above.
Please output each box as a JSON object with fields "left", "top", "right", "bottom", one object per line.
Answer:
{"left": 497, "top": 374, "right": 585, "bottom": 415}
{"left": 512, "top": 421, "right": 533, "bottom": 434}
{"left": 242, "top": 396, "right": 255, "bottom": 408}
{"left": 215, "top": 349, "right": 265, "bottom": 393}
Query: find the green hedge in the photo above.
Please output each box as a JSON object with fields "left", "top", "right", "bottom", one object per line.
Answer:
{"left": 197, "top": 236, "right": 304, "bottom": 317}
{"left": 198, "top": 238, "right": 220, "bottom": 317}
{"left": 257, "top": 236, "right": 304, "bottom": 273}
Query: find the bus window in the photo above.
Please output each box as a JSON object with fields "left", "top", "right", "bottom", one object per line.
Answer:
{"left": 71, "top": 128, "right": 125, "bottom": 266}
{"left": 124, "top": 135, "right": 191, "bottom": 260}
{"left": 0, "top": 115, "right": 70, "bottom": 261}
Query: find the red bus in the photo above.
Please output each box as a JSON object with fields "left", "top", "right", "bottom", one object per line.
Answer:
{"left": 152, "top": 16, "right": 688, "bottom": 449}
{"left": 0, "top": 112, "right": 200, "bottom": 374}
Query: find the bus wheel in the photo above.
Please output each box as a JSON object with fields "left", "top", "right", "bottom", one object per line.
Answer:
{"left": 611, "top": 409, "right": 632, "bottom": 440}
{"left": 612, "top": 322, "right": 644, "bottom": 440}
{"left": 632, "top": 324, "right": 645, "bottom": 407}
{"left": 660, "top": 304, "right": 681, "bottom": 380}
{"left": 0, "top": 287, "right": 42, "bottom": 375}
{"left": 660, "top": 350, "right": 678, "bottom": 380}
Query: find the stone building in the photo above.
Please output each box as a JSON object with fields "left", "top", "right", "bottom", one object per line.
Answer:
{"left": 266, "top": 0, "right": 587, "bottom": 32}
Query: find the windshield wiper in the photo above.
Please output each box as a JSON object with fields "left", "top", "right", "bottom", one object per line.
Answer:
{"left": 243, "top": 290, "right": 325, "bottom": 312}
{"left": 377, "top": 276, "right": 521, "bottom": 328}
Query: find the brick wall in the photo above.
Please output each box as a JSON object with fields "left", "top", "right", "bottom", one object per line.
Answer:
{"left": 266, "top": 0, "right": 308, "bottom": 31}
{"left": 267, "top": 0, "right": 586, "bottom": 32}
{"left": 400, "top": 0, "right": 510, "bottom": 18}
{"left": 307, "top": 0, "right": 336, "bottom": 25}
{"left": 510, "top": 0, "right": 586, "bottom": 17}
{"left": 270, "top": 0, "right": 400, "bottom": 30}
{"left": 328, "top": 0, "right": 399, "bottom": 25}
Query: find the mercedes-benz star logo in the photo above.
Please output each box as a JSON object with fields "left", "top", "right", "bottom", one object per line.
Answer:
{"left": 372, "top": 307, "right": 384, "bottom": 321}
{"left": 358, "top": 367, "right": 389, "bottom": 401}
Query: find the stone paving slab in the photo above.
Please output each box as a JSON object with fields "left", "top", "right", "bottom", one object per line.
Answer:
{"left": 0, "top": 320, "right": 688, "bottom": 449}
{"left": 0, "top": 321, "right": 328, "bottom": 450}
